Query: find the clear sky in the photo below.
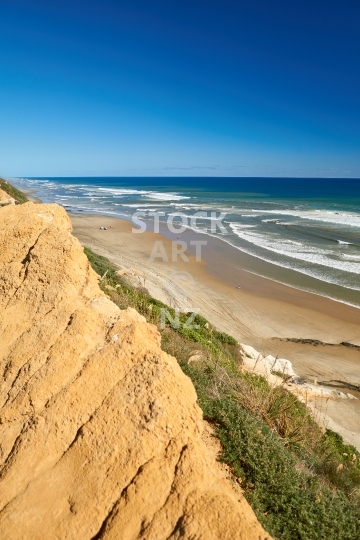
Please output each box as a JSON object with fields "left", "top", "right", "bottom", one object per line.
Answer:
{"left": 1, "top": 0, "right": 359, "bottom": 177}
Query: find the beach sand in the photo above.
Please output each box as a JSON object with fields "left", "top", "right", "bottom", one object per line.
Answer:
{"left": 22, "top": 189, "right": 42, "bottom": 204}
{"left": 70, "top": 212, "right": 360, "bottom": 447}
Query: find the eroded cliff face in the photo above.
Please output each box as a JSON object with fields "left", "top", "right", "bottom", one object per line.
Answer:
{"left": 0, "top": 203, "right": 270, "bottom": 539}
{"left": 0, "top": 187, "right": 15, "bottom": 206}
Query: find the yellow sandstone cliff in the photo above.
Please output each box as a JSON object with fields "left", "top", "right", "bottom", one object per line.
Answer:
{"left": 0, "top": 187, "right": 15, "bottom": 206}
{"left": 0, "top": 202, "right": 270, "bottom": 539}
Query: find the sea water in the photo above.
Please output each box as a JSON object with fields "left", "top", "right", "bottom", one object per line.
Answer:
{"left": 11, "top": 176, "right": 360, "bottom": 308}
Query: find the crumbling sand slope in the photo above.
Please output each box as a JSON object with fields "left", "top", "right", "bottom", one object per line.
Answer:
{"left": 0, "top": 202, "right": 270, "bottom": 540}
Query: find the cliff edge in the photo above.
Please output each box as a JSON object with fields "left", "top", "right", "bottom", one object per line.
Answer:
{"left": 0, "top": 202, "right": 270, "bottom": 539}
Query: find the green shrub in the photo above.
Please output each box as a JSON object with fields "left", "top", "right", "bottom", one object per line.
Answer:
{"left": 211, "top": 398, "right": 359, "bottom": 540}
{"left": 319, "top": 429, "right": 360, "bottom": 500}
{"left": 83, "top": 247, "right": 118, "bottom": 280}
{"left": 213, "top": 330, "right": 237, "bottom": 345}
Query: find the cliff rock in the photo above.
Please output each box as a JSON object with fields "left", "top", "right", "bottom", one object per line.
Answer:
{"left": 0, "top": 187, "right": 15, "bottom": 206}
{"left": 0, "top": 202, "right": 270, "bottom": 539}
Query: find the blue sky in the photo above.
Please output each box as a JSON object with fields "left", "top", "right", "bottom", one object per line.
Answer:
{"left": 0, "top": 0, "right": 359, "bottom": 177}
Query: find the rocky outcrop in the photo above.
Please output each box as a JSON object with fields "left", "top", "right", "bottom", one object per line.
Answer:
{"left": 240, "top": 343, "right": 357, "bottom": 400}
{"left": 0, "top": 202, "right": 270, "bottom": 539}
{"left": 0, "top": 187, "right": 15, "bottom": 206}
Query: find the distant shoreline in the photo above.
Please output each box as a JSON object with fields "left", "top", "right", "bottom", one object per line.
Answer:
{"left": 10, "top": 175, "right": 360, "bottom": 310}
{"left": 20, "top": 177, "right": 360, "bottom": 327}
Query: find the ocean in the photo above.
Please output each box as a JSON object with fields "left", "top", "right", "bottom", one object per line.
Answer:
{"left": 11, "top": 176, "right": 360, "bottom": 308}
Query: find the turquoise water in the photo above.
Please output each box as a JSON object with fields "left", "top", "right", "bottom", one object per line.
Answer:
{"left": 12, "top": 176, "right": 360, "bottom": 307}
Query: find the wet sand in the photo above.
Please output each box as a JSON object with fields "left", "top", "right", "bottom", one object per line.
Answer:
{"left": 70, "top": 212, "right": 360, "bottom": 447}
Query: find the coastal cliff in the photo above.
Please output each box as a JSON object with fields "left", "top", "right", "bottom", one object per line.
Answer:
{"left": 0, "top": 202, "right": 269, "bottom": 539}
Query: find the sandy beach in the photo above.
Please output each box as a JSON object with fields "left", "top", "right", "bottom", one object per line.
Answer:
{"left": 22, "top": 189, "right": 43, "bottom": 204}
{"left": 68, "top": 211, "right": 360, "bottom": 448}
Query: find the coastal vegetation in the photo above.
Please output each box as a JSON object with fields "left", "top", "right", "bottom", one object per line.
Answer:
{"left": 0, "top": 178, "right": 28, "bottom": 204}
{"left": 85, "top": 246, "right": 360, "bottom": 540}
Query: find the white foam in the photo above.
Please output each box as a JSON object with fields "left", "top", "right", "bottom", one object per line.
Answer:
{"left": 98, "top": 188, "right": 150, "bottom": 195}
{"left": 260, "top": 208, "right": 360, "bottom": 228}
{"left": 227, "top": 222, "right": 255, "bottom": 230}
{"left": 341, "top": 254, "right": 360, "bottom": 261}
{"left": 96, "top": 188, "right": 190, "bottom": 201}
{"left": 212, "top": 234, "right": 360, "bottom": 303}
{"left": 229, "top": 225, "right": 360, "bottom": 276}
{"left": 122, "top": 203, "right": 163, "bottom": 208}
{"left": 174, "top": 213, "right": 231, "bottom": 222}
{"left": 146, "top": 192, "right": 190, "bottom": 201}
